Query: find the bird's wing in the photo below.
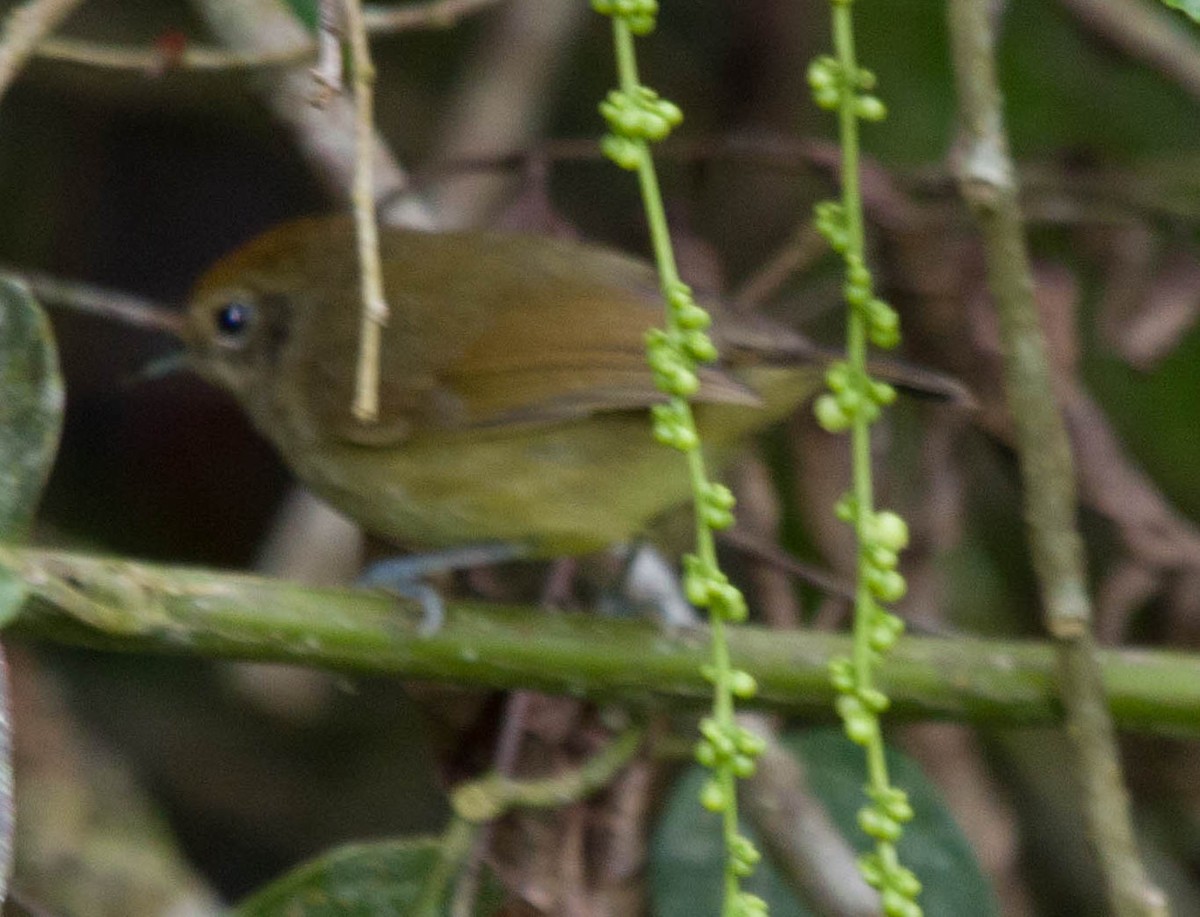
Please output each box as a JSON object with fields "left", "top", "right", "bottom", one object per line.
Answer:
{"left": 315, "top": 231, "right": 762, "bottom": 446}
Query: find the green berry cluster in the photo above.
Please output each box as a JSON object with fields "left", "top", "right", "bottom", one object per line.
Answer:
{"left": 814, "top": 205, "right": 900, "bottom": 348}
{"left": 596, "top": 5, "right": 771, "bottom": 911}
{"left": 645, "top": 321, "right": 717, "bottom": 395}
{"left": 813, "top": 359, "right": 897, "bottom": 433}
{"left": 684, "top": 552, "right": 748, "bottom": 622}
{"left": 807, "top": 55, "right": 886, "bottom": 121}
{"left": 696, "top": 717, "right": 766, "bottom": 795}
{"left": 591, "top": 0, "right": 658, "bottom": 35}
{"left": 599, "top": 85, "right": 683, "bottom": 169}
{"left": 646, "top": 282, "right": 721, "bottom": 448}
{"left": 810, "top": 0, "right": 922, "bottom": 911}
{"left": 732, "top": 892, "right": 769, "bottom": 917}
{"left": 860, "top": 850, "right": 924, "bottom": 917}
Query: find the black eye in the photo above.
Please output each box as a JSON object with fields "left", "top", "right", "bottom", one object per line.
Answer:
{"left": 215, "top": 300, "right": 254, "bottom": 340}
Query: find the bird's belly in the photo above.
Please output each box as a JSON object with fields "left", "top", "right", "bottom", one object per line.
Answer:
{"left": 283, "top": 415, "right": 707, "bottom": 556}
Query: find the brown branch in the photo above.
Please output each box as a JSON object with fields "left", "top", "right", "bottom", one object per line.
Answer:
{"left": 0, "top": 0, "right": 83, "bottom": 99}
{"left": 946, "top": 2, "right": 1166, "bottom": 915}
{"left": 27, "top": 0, "right": 505, "bottom": 75}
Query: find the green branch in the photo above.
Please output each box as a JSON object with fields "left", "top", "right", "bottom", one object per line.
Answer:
{"left": 4, "top": 545, "right": 1200, "bottom": 735}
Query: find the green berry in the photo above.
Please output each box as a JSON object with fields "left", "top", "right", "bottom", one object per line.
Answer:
{"left": 834, "top": 494, "right": 856, "bottom": 522}
{"left": 869, "top": 569, "right": 908, "bottom": 603}
{"left": 732, "top": 754, "right": 757, "bottom": 779}
{"left": 868, "top": 511, "right": 910, "bottom": 551}
{"left": 859, "top": 686, "right": 890, "bottom": 713}
{"left": 844, "top": 713, "right": 876, "bottom": 745}
{"left": 870, "top": 380, "right": 897, "bottom": 405}
{"left": 845, "top": 280, "right": 871, "bottom": 308}
{"left": 867, "top": 544, "right": 899, "bottom": 571}
{"left": 699, "top": 779, "right": 727, "bottom": 812}
{"left": 680, "top": 329, "right": 716, "bottom": 364}
{"left": 890, "top": 866, "right": 923, "bottom": 898}
{"left": 825, "top": 362, "right": 850, "bottom": 392}
{"left": 858, "top": 852, "right": 885, "bottom": 888}
{"left": 856, "top": 95, "right": 887, "bottom": 121}
{"left": 735, "top": 727, "right": 767, "bottom": 757}
{"left": 600, "top": 134, "right": 643, "bottom": 170}
{"left": 859, "top": 805, "right": 902, "bottom": 841}
{"left": 829, "top": 656, "right": 856, "bottom": 692}
{"left": 882, "top": 889, "right": 922, "bottom": 917}
{"left": 815, "top": 393, "right": 850, "bottom": 432}
{"left": 730, "top": 670, "right": 759, "bottom": 699}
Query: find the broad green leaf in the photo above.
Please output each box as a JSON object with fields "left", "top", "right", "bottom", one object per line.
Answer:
{"left": 0, "top": 277, "right": 63, "bottom": 542}
{"left": 233, "top": 837, "right": 501, "bottom": 917}
{"left": 1162, "top": 0, "right": 1200, "bottom": 24}
{"left": 0, "top": 277, "right": 57, "bottom": 903}
{"left": 650, "top": 728, "right": 997, "bottom": 917}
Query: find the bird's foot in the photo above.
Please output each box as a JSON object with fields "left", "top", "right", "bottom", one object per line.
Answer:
{"left": 359, "top": 542, "right": 529, "bottom": 635}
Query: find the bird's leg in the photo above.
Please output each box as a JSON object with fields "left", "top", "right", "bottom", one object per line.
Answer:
{"left": 600, "top": 542, "right": 702, "bottom": 630}
{"left": 359, "top": 543, "right": 530, "bottom": 634}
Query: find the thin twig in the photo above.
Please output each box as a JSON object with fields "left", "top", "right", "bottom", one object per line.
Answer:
{"left": 32, "top": 35, "right": 311, "bottom": 72}
{"left": 29, "top": 0, "right": 506, "bottom": 74}
{"left": 946, "top": 2, "right": 1166, "bottom": 914}
{"left": 364, "top": 0, "right": 504, "bottom": 33}
{"left": 311, "top": 0, "right": 344, "bottom": 103}
{"left": 0, "top": 267, "right": 183, "bottom": 337}
{"left": 342, "top": 0, "right": 389, "bottom": 422}
{"left": 0, "top": 0, "right": 84, "bottom": 100}
{"left": 719, "top": 526, "right": 855, "bottom": 602}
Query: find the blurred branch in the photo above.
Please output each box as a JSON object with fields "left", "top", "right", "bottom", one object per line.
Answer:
{"left": 0, "top": 0, "right": 83, "bottom": 99}
{"left": 29, "top": 0, "right": 505, "bottom": 74}
{"left": 10, "top": 646, "right": 221, "bottom": 916}
{"left": 190, "top": 0, "right": 435, "bottom": 228}
{"left": 947, "top": 1, "right": 1166, "bottom": 914}
{"left": 364, "top": 0, "right": 504, "bottom": 33}
{"left": 0, "top": 267, "right": 182, "bottom": 337}
{"left": 4, "top": 546, "right": 1200, "bottom": 734}
{"left": 33, "top": 34, "right": 310, "bottom": 72}
{"left": 428, "top": 0, "right": 588, "bottom": 225}
{"left": 1061, "top": 0, "right": 1200, "bottom": 103}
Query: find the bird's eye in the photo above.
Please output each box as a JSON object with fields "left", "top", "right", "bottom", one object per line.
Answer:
{"left": 213, "top": 298, "right": 256, "bottom": 345}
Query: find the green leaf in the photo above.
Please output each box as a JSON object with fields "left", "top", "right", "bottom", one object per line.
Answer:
{"left": 1161, "top": 0, "right": 1200, "bottom": 24}
{"left": 0, "top": 277, "right": 63, "bottom": 541}
{"left": 232, "top": 837, "right": 501, "bottom": 917}
{"left": 0, "top": 278, "right": 63, "bottom": 631}
{"left": 650, "top": 728, "right": 997, "bottom": 917}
